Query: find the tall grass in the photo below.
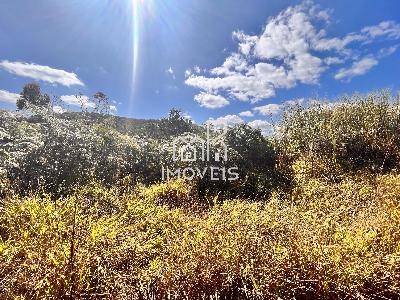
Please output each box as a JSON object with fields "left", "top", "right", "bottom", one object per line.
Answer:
{"left": 1, "top": 175, "right": 400, "bottom": 299}
{"left": 279, "top": 90, "right": 400, "bottom": 178}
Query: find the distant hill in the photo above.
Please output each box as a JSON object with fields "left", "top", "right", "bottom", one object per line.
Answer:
{"left": 58, "top": 111, "right": 161, "bottom": 136}
{"left": 0, "top": 108, "right": 162, "bottom": 137}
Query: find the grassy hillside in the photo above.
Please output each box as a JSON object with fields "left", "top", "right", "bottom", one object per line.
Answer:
{"left": 1, "top": 90, "right": 400, "bottom": 299}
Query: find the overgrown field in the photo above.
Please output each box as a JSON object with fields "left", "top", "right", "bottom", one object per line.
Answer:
{"left": 1, "top": 175, "right": 400, "bottom": 299}
{"left": 1, "top": 90, "right": 400, "bottom": 299}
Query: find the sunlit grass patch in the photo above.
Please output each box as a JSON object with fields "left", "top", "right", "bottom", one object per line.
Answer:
{"left": 1, "top": 176, "right": 400, "bottom": 299}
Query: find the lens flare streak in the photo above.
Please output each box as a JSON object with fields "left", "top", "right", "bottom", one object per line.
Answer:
{"left": 131, "top": 0, "right": 140, "bottom": 101}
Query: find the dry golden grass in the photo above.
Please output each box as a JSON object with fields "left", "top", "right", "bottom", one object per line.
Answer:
{"left": 1, "top": 174, "right": 400, "bottom": 299}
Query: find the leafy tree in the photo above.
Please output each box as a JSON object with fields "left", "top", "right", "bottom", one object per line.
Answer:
{"left": 158, "top": 109, "right": 194, "bottom": 136}
{"left": 224, "top": 124, "right": 284, "bottom": 198}
{"left": 93, "top": 92, "right": 110, "bottom": 114}
{"left": 16, "top": 83, "right": 50, "bottom": 110}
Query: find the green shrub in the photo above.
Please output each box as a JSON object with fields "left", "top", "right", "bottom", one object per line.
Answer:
{"left": 279, "top": 90, "right": 400, "bottom": 178}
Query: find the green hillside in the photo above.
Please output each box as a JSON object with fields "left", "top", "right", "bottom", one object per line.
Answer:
{"left": 1, "top": 90, "right": 400, "bottom": 299}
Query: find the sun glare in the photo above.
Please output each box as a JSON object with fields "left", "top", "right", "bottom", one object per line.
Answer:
{"left": 129, "top": 0, "right": 142, "bottom": 109}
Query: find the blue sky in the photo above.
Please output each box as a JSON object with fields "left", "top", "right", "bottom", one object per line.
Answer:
{"left": 0, "top": 0, "right": 399, "bottom": 131}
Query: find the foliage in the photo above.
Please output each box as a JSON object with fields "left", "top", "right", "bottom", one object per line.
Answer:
{"left": 16, "top": 83, "right": 50, "bottom": 110}
{"left": 1, "top": 176, "right": 400, "bottom": 299}
{"left": 225, "top": 124, "right": 286, "bottom": 198}
{"left": 157, "top": 109, "right": 196, "bottom": 137}
{"left": 1, "top": 106, "right": 284, "bottom": 198}
{"left": 2, "top": 89, "right": 400, "bottom": 299}
{"left": 1, "top": 108, "right": 145, "bottom": 196}
{"left": 279, "top": 90, "right": 400, "bottom": 178}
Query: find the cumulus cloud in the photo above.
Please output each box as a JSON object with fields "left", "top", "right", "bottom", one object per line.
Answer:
{"left": 186, "top": 73, "right": 276, "bottom": 103}
{"left": 207, "top": 114, "right": 243, "bottom": 128}
{"left": 0, "top": 90, "right": 19, "bottom": 104}
{"left": 185, "top": 1, "right": 400, "bottom": 108}
{"left": 60, "top": 95, "right": 95, "bottom": 108}
{"left": 253, "top": 103, "right": 282, "bottom": 116}
{"left": 0, "top": 60, "right": 84, "bottom": 87}
{"left": 184, "top": 66, "right": 202, "bottom": 78}
{"left": 239, "top": 110, "right": 254, "bottom": 117}
{"left": 194, "top": 92, "right": 229, "bottom": 109}
{"left": 335, "top": 57, "right": 379, "bottom": 81}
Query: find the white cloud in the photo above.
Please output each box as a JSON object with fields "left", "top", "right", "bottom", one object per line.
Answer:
{"left": 0, "top": 90, "right": 19, "bottom": 104}
{"left": 378, "top": 45, "right": 398, "bottom": 57}
{"left": 335, "top": 57, "right": 378, "bottom": 81}
{"left": 182, "top": 112, "right": 193, "bottom": 121}
{"left": 185, "top": 66, "right": 202, "bottom": 78}
{"left": 362, "top": 21, "right": 400, "bottom": 39}
{"left": 52, "top": 105, "right": 65, "bottom": 114}
{"left": 314, "top": 33, "right": 366, "bottom": 52}
{"left": 233, "top": 31, "right": 258, "bottom": 56}
{"left": 324, "top": 57, "right": 345, "bottom": 65}
{"left": 211, "top": 53, "right": 249, "bottom": 76}
{"left": 60, "top": 95, "right": 95, "bottom": 108}
{"left": 185, "top": 1, "right": 400, "bottom": 107}
{"left": 194, "top": 92, "right": 229, "bottom": 109}
{"left": 0, "top": 60, "right": 84, "bottom": 87}
{"left": 253, "top": 103, "right": 282, "bottom": 116}
{"left": 186, "top": 1, "right": 329, "bottom": 104}
{"left": 248, "top": 120, "right": 274, "bottom": 135}
{"left": 110, "top": 105, "right": 117, "bottom": 112}
{"left": 239, "top": 110, "right": 254, "bottom": 117}
{"left": 207, "top": 114, "right": 243, "bottom": 128}
{"left": 186, "top": 74, "right": 276, "bottom": 103}
{"left": 283, "top": 98, "right": 305, "bottom": 107}
{"left": 185, "top": 70, "right": 192, "bottom": 77}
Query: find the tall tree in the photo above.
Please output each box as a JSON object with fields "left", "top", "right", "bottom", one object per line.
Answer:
{"left": 159, "top": 109, "right": 194, "bottom": 136}
{"left": 16, "top": 83, "right": 50, "bottom": 110}
{"left": 93, "top": 92, "right": 110, "bottom": 114}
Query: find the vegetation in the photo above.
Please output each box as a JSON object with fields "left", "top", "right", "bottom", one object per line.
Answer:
{"left": 16, "top": 83, "right": 50, "bottom": 110}
{"left": 1, "top": 88, "right": 400, "bottom": 299}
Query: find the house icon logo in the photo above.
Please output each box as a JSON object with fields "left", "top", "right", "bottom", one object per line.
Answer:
{"left": 172, "top": 123, "right": 228, "bottom": 163}
{"left": 172, "top": 133, "right": 206, "bottom": 162}
{"left": 163, "top": 123, "right": 238, "bottom": 181}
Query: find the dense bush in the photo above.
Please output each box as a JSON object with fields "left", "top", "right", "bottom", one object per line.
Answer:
{"left": 1, "top": 107, "right": 284, "bottom": 199}
{"left": 198, "top": 124, "right": 285, "bottom": 199}
{"left": 2, "top": 109, "right": 143, "bottom": 195}
{"left": 279, "top": 90, "right": 400, "bottom": 179}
